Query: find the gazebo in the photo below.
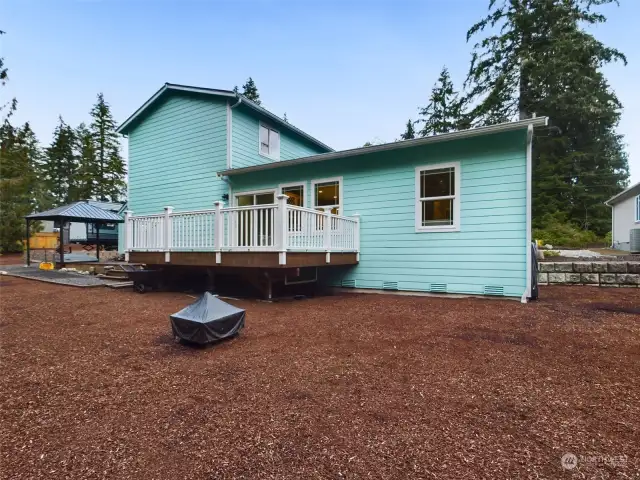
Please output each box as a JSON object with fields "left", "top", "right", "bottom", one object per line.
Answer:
{"left": 25, "top": 201, "right": 124, "bottom": 267}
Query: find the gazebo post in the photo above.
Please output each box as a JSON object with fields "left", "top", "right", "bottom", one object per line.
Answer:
{"left": 96, "top": 222, "right": 100, "bottom": 262}
{"left": 58, "top": 216, "right": 65, "bottom": 269}
{"left": 25, "top": 219, "right": 31, "bottom": 266}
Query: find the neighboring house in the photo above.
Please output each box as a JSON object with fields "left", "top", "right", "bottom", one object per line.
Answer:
{"left": 605, "top": 181, "right": 640, "bottom": 251}
{"left": 117, "top": 83, "right": 547, "bottom": 301}
{"left": 41, "top": 200, "right": 124, "bottom": 248}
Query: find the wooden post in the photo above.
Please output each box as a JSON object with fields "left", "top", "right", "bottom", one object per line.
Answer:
{"left": 213, "top": 201, "right": 224, "bottom": 264}
{"left": 25, "top": 219, "right": 31, "bottom": 266}
{"left": 124, "top": 210, "right": 132, "bottom": 262}
{"left": 58, "top": 217, "right": 65, "bottom": 269}
{"left": 352, "top": 213, "right": 361, "bottom": 262}
{"left": 323, "top": 207, "right": 332, "bottom": 264}
{"left": 96, "top": 223, "right": 100, "bottom": 262}
{"left": 164, "top": 206, "right": 173, "bottom": 263}
{"left": 276, "top": 194, "right": 288, "bottom": 266}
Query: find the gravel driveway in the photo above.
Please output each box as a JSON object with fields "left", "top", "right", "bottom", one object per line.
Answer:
{"left": 1, "top": 277, "right": 638, "bottom": 479}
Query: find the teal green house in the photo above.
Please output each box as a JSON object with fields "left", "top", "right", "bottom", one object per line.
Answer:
{"left": 117, "top": 83, "right": 547, "bottom": 302}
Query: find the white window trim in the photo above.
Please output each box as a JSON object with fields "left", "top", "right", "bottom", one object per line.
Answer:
{"left": 415, "top": 161, "right": 461, "bottom": 233}
{"left": 279, "top": 182, "right": 307, "bottom": 208}
{"left": 258, "top": 122, "right": 280, "bottom": 161}
{"left": 233, "top": 188, "right": 277, "bottom": 206}
{"left": 311, "top": 176, "right": 344, "bottom": 216}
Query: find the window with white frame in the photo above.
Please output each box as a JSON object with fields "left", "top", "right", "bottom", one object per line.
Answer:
{"left": 281, "top": 184, "right": 305, "bottom": 207}
{"left": 415, "top": 162, "right": 460, "bottom": 232}
{"left": 636, "top": 195, "right": 640, "bottom": 222}
{"left": 312, "top": 178, "right": 341, "bottom": 215}
{"left": 259, "top": 123, "right": 280, "bottom": 160}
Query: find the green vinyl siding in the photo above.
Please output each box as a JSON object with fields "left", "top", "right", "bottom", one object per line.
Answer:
{"left": 228, "top": 130, "right": 528, "bottom": 298}
{"left": 231, "top": 105, "right": 329, "bottom": 169}
{"left": 126, "top": 92, "right": 228, "bottom": 216}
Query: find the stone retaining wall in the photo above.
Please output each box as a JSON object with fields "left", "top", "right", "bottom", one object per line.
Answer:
{"left": 538, "top": 262, "right": 640, "bottom": 287}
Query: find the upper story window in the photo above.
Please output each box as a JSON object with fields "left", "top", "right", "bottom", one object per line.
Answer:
{"left": 415, "top": 162, "right": 460, "bottom": 232}
{"left": 259, "top": 123, "right": 280, "bottom": 160}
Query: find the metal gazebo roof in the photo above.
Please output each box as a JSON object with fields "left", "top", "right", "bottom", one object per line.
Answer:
{"left": 25, "top": 201, "right": 124, "bottom": 223}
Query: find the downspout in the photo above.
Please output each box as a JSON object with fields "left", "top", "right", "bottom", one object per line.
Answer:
{"left": 521, "top": 123, "right": 534, "bottom": 303}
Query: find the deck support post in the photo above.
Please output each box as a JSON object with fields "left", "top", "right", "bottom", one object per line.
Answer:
{"left": 124, "top": 210, "right": 132, "bottom": 262}
{"left": 323, "top": 207, "right": 332, "bottom": 264}
{"left": 164, "top": 206, "right": 173, "bottom": 263}
{"left": 352, "top": 213, "right": 361, "bottom": 262}
{"left": 214, "top": 201, "right": 224, "bottom": 264}
{"left": 276, "top": 194, "right": 288, "bottom": 266}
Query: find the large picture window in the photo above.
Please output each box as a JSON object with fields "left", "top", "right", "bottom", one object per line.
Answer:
{"left": 280, "top": 183, "right": 305, "bottom": 207}
{"left": 415, "top": 162, "right": 460, "bottom": 232}
{"left": 312, "top": 177, "right": 342, "bottom": 215}
{"left": 259, "top": 123, "right": 280, "bottom": 160}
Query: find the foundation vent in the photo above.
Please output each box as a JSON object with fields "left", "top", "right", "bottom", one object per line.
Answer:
{"left": 484, "top": 285, "right": 505, "bottom": 296}
{"left": 430, "top": 283, "right": 447, "bottom": 293}
{"left": 383, "top": 281, "right": 398, "bottom": 290}
{"left": 341, "top": 279, "right": 356, "bottom": 288}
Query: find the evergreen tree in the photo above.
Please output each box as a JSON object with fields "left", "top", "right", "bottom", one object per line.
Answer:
{"left": 43, "top": 116, "right": 77, "bottom": 205}
{"left": 74, "top": 122, "right": 96, "bottom": 200}
{"left": 400, "top": 119, "right": 416, "bottom": 140}
{"left": 0, "top": 120, "right": 44, "bottom": 252}
{"left": 0, "top": 30, "right": 17, "bottom": 117}
{"left": 90, "top": 93, "right": 126, "bottom": 201}
{"left": 241, "top": 77, "right": 261, "bottom": 105}
{"left": 418, "top": 67, "right": 463, "bottom": 136}
{"left": 465, "top": 0, "right": 629, "bottom": 235}
{"left": 283, "top": 112, "right": 289, "bottom": 123}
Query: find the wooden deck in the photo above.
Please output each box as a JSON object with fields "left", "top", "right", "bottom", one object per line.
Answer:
{"left": 129, "top": 251, "right": 358, "bottom": 268}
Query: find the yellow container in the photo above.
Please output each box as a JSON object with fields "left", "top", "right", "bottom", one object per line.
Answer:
{"left": 39, "top": 262, "right": 54, "bottom": 270}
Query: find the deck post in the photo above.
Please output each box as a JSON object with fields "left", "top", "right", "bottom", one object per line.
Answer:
{"left": 164, "top": 206, "right": 173, "bottom": 263}
{"left": 352, "top": 213, "right": 361, "bottom": 262}
{"left": 276, "top": 194, "right": 288, "bottom": 265}
{"left": 213, "top": 201, "right": 224, "bottom": 264}
{"left": 323, "top": 207, "right": 332, "bottom": 264}
{"left": 124, "top": 210, "right": 132, "bottom": 262}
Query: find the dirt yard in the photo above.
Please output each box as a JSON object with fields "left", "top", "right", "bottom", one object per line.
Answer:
{"left": 1, "top": 278, "right": 638, "bottom": 479}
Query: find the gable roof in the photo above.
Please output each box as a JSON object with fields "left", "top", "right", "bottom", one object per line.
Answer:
{"left": 26, "top": 201, "right": 124, "bottom": 223}
{"left": 605, "top": 181, "right": 640, "bottom": 206}
{"left": 117, "top": 83, "right": 333, "bottom": 152}
{"left": 218, "top": 117, "right": 549, "bottom": 176}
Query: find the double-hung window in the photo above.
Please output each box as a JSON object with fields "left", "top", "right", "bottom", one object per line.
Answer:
{"left": 259, "top": 123, "right": 280, "bottom": 160}
{"left": 415, "top": 162, "right": 460, "bottom": 232}
{"left": 636, "top": 195, "right": 640, "bottom": 223}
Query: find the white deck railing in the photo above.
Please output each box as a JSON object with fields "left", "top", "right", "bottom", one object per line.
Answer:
{"left": 124, "top": 195, "right": 360, "bottom": 265}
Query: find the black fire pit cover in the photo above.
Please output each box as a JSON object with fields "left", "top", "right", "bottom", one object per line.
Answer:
{"left": 170, "top": 293, "right": 245, "bottom": 345}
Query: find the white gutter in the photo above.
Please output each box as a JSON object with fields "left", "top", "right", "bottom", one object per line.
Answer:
{"left": 521, "top": 123, "right": 534, "bottom": 304}
{"left": 218, "top": 117, "right": 549, "bottom": 176}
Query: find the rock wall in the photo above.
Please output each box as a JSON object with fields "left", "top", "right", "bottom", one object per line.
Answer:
{"left": 538, "top": 262, "right": 640, "bottom": 287}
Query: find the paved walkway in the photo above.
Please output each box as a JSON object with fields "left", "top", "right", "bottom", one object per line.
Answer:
{"left": 1, "top": 265, "right": 115, "bottom": 287}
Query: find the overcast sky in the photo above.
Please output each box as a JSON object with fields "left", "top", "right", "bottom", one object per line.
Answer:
{"left": 3, "top": 0, "right": 638, "bottom": 183}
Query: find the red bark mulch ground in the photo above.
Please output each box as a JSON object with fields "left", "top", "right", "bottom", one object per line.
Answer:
{"left": 1, "top": 277, "right": 638, "bottom": 479}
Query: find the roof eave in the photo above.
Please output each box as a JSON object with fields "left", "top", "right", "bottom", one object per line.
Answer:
{"left": 605, "top": 181, "right": 640, "bottom": 206}
{"left": 218, "top": 117, "right": 549, "bottom": 177}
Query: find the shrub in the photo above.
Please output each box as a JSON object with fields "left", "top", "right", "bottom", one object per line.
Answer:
{"left": 533, "top": 220, "right": 599, "bottom": 248}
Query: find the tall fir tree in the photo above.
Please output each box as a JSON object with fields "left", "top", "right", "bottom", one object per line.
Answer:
{"left": 74, "top": 122, "right": 96, "bottom": 200}
{"left": 0, "top": 120, "right": 45, "bottom": 251}
{"left": 90, "top": 93, "right": 126, "bottom": 201}
{"left": 43, "top": 116, "right": 77, "bottom": 205}
{"left": 417, "top": 67, "right": 464, "bottom": 136}
{"left": 400, "top": 119, "right": 416, "bottom": 140}
{"left": 465, "top": 0, "right": 628, "bottom": 234}
{"left": 241, "top": 77, "right": 261, "bottom": 104}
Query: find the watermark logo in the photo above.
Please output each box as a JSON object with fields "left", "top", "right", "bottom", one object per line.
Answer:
{"left": 561, "top": 453, "right": 578, "bottom": 470}
{"left": 561, "top": 453, "right": 628, "bottom": 470}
